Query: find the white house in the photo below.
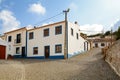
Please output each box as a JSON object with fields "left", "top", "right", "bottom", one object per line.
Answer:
{"left": 4, "top": 27, "right": 27, "bottom": 58}
{"left": 27, "top": 21, "right": 89, "bottom": 59}
{"left": 4, "top": 21, "right": 90, "bottom": 59}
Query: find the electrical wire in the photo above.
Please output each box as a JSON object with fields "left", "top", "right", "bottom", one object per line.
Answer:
{"left": 34, "top": 12, "right": 63, "bottom": 26}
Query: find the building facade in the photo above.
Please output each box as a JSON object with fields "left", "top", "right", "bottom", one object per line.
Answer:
{"left": 4, "top": 28, "right": 27, "bottom": 58}
{"left": 4, "top": 21, "right": 90, "bottom": 59}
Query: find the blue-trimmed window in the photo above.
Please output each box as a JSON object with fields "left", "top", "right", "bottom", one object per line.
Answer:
{"left": 33, "top": 47, "right": 38, "bottom": 55}
{"left": 55, "top": 44, "right": 62, "bottom": 53}
{"left": 55, "top": 25, "right": 62, "bottom": 35}
{"left": 29, "top": 32, "right": 34, "bottom": 39}
{"left": 16, "top": 47, "right": 20, "bottom": 54}
{"left": 44, "top": 28, "right": 49, "bottom": 37}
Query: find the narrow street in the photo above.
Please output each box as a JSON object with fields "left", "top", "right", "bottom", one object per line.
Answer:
{"left": 0, "top": 48, "right": 120, "bottom": 80}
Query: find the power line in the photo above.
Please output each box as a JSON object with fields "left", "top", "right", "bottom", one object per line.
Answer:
{"left": 34, "top": 12, "right": 63, "bottom": 26}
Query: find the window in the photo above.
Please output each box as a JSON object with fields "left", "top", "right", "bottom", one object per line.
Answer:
{"left": 44, "top": 28, "right": 49, "bottom": 37}
{"left": 95, "top": 43, "right": 98, "bottom": 48}
{"left": 33, "top": 47, "right": 38, "bottom": 55}
{"left": 16, "top": 34, "right": 21, "bottom": 43}
{"left": 71, "top": 28, "right": 73, "bottom": 36}
{"left": 29, "top": 32, "right": 34, "bottom": 39}
{"left": 55, "top": 44, "right": 62, "bottom": 53}
{"left": 55, "top": 25, "right": 62, "bottom": 35}
{"left": 16, "top": 47, "right": 20, "bottom": 54}
{"left": 101, "top": 43, "right": 105, "bottom": 46}
{"left": 8, "top": 36, "right": 12, "bottom": 42}
{"left": 76, "top": 33, "right": 79, "bottom": 39}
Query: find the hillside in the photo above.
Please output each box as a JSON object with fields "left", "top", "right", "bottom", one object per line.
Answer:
{"left": 113, "top": 20, "right": 120, "bottom": 31}
{"left": 105, "top": 40, "right": 120, "bottom": 76}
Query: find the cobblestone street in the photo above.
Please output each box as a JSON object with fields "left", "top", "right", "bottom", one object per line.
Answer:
{"left": 0, "top": 48, "right": 120, "bottom": 80}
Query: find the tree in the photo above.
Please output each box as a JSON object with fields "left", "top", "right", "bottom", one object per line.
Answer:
{"left": 104, "top": 31, "right": 111, "bottom": 36}
{"left": 116, "top": 26, "right": 120, "bottom": 40}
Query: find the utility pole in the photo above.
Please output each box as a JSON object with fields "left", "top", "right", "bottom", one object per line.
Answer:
{"left": 63, "top": 8, "right": 70, "bottom": 59}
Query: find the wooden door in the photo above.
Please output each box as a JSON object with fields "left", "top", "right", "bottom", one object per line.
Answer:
{"left": 44, "top": 46, "right": 50, "bottom": 59}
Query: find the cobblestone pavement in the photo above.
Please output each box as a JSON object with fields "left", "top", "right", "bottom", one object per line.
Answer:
{"left": 0, "top": 48, "right": 120, "bottom": 80}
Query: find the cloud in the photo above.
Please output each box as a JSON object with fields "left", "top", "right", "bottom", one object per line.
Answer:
{"left": 42, "top": 21, "right": 54, "bottom": 26}
{"left": 0, "top": 10, "right": 20, "bottom": 33}
{"left": 80, "top": 24, "right": 103, "bottom": 35}
{"left": 28, "top": 3, "right": 46, "bottom": 15}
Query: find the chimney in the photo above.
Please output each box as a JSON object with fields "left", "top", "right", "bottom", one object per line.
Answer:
{"left": 75, "top": 21, "right": 78, "bottom": 25}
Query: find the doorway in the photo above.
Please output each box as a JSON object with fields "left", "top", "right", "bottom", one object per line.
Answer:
{"left": 44, "top": 46, "right": 50, "bottom": 59}
{"left": 22, "top": 47, "right": 26, "bottom": 57}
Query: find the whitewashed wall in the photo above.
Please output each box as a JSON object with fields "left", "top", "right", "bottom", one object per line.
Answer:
{"left": 27, "top": 22, "right": 65, "bottom": 58}
{"left": 5, "top": 29, "right": 27, "bottom": 56}
{"left": 68, "top": 22, "right": 86, "bottom": 58}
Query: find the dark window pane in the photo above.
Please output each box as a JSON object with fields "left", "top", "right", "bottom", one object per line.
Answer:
{"left": 16, "top": 47, "right": 20, "bottom": 54}
{"left": 55, "top": 44, "right": 62, "bottom": 53}
{"left": 95, "top": 43, "right": 98, "bottom": 47}
{"left": 101, "top": 43, "right": 105, "bottom": 46}
{"left": 71, "top": 28, "right": 73, "bottom": 36}
{"left": 55, "top": 25, "right": 62, "bottom": 35}
{"left": 44, "top": 28, "right": 49, "bottom": 37}
{"left": 76, "top": 33, "right": 79, "bottom": 39}
{"left": 16, "top": 34, "right": 21, "bottom": 43}
{"left": 33, "top": 47, "right": 38, "bottom": 55}
{"left": 8, "top": 36, "right": 12, "bottom": 42}
{"left": 29, "top": 32, "right": 34, "bottom": 39}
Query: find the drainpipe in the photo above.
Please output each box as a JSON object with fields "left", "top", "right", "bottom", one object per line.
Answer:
{"left": 25, "top": 30, "right": 27, "bottom": 58}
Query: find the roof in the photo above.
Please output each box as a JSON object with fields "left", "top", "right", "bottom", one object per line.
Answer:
{"left": 3, "top": 21, "right": 65, "bottom": 34}
{"left": 28, "top": 21, "right": 65, "bottom": 31}
{"left": 87, "top": 38, "right": 115, "bottom": 42}
{"left": 4, "top": 27, "right": 27, "bottom": 34}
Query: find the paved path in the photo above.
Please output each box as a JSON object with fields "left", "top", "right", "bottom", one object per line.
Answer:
{"left": 0, "top": 48, "right": 120, "bottom": 80}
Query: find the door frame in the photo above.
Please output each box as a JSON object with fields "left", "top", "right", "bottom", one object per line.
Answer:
{"left": 21, "top": 46, "right": 26, "bottom": 57}
{"left": 44, "top": 46, "right": 50, "bottom": 59}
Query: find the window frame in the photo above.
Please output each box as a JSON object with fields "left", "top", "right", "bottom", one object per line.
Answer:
{"left": 8, "top": 36, "right": 12, "bottom": 42}
{"left": 16, "top": 33, "right": 21, "bottom": 43}
{"left": 44, "top": 28, "right": 49, "bottom": 37}
{"left": 33, "top": 47, "right": 38, "bottom": 55}
{"left": 71, "top": 28, "right": 74, "bottom": 36}
{"left": 55, "top": 44, "right": 62, "bottom": 53}
{"left": 29, "top": 32, "right": 34, "bottom": 40}
{"left": 95, "top": 43, "right": 98, "bottom": 47}
{"left": 101, "top": 43, "right": 105, "bottom": 46}
{"left": 76, "top": 33, "right": 79, "bottom": 39}
{"left": 16, "top": 47, "right": 20, "bottom": 54}
{"left": 55, "top": 25, "right": 62, "bottom": 35}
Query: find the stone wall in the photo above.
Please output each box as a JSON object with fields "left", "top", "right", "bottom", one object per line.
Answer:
{"left": 105, "top": 40, "right": 120, "bottom": 76}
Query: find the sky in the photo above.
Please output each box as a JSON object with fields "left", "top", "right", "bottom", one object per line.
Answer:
{"left": 0, "top": 0, "right": 120, "bottom": 35}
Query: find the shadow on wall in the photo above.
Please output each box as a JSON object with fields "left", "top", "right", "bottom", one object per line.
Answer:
{"left": 68, "top": 50, "right": 85, "bottom": 58}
